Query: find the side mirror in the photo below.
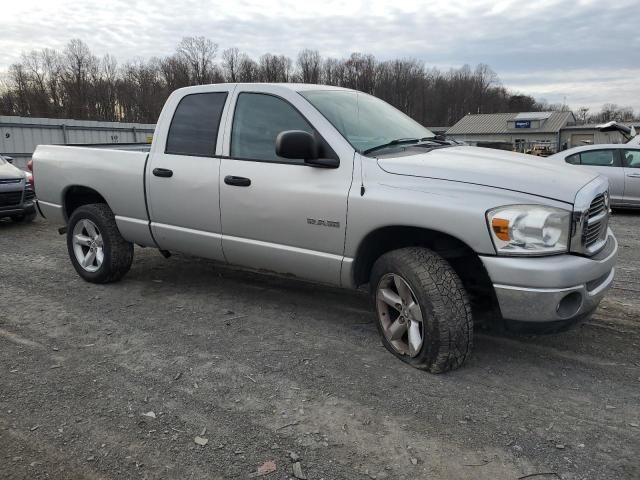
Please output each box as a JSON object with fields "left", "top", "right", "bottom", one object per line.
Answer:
{"left": 276, "top": 130, "right": 318, "bottom": 160}
{"left": 275, "top": 130, "right": 339, "bottom": 168}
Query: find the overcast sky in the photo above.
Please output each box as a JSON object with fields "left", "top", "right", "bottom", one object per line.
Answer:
{"left": 2, "top": 0, "right": 638, "bottom": 112}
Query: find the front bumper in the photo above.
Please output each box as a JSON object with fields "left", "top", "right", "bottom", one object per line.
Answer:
{"left": 480, "top": 229, "right": 617, "bottom": 323}
{"left": 0, "top": 200, "right": 36, "bottom": 218}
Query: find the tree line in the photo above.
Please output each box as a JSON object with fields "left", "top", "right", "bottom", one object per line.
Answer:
{"left": 0, "top": 37, "right": 636, "bottom": 127}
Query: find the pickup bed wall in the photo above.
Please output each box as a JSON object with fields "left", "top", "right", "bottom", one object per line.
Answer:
{"left": 34, "top": 145, "right": 154, "bottom": 246}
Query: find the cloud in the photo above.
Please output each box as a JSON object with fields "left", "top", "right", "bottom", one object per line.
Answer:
{"left": 501, "top": 68, "right": 640, "bottom": 111}
{"left": 1, "top": 0, "right": 638, "bottom": 111}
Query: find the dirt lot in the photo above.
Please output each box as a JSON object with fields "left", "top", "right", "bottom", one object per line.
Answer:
{"left": 0, "top": 212, "right": 638, "bottom": 480}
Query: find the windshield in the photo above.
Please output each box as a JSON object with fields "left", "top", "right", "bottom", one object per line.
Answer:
{"left": 300, "top": 90, "right": 434, "bottom": 154}
{"left": 0, "top": 156, "right": 5, "bottom": 165}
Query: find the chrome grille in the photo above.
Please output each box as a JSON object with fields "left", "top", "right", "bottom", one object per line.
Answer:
{"left": 571, "top": 177, "right": 610, "bottom": 256}
{"left": 584, "top": 194, "right": 607, "bottom": 248}
{"left": 588, "top": 194, "right": 606, "bottom": 219}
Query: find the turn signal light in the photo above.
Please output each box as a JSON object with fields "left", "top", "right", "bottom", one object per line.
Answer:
{"left": 491, "top": 218, "right": 510, "bottom": 241}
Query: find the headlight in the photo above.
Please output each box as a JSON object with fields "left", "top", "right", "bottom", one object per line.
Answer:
{"left": 487, "top": 205, "right": 570, "bottom": 255}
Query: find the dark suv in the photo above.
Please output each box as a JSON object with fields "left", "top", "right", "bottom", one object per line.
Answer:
{"left": 0, "top": 155, "right": 36, "bottom": 223}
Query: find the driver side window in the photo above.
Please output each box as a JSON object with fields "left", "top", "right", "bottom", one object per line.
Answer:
{"left": 230, "top": 93, "right": 314, "bottom": 163}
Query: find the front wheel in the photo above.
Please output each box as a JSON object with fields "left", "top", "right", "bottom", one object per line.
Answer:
{"left": 370, "top": 247, "right": 473, "bottom": 373}
{"left": 66, "top": 203, "right": 133, "bottom": 283}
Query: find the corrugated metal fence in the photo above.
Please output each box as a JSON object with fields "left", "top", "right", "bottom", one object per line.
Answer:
{"left": 0, "top": 116, "right": 155, "bottom": 169}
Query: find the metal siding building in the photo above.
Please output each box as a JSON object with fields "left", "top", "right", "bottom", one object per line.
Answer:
{"left": 559, "top": 122, "right": 640, "bottom": 148}
{"left": 446, "top": 111, "right": 576, "bottom": 153}
{"left": 0, "top": 116, "right": 155, "bottom": 169}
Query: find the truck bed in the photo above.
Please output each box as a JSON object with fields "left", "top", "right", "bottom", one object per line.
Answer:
{"left": 33, "top": 145, "right": 151, "bottom": 244}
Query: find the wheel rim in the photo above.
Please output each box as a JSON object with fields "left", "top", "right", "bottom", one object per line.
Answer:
{"left": 376, "top": 273, "right": 425, "bottom": 357}
{"left": 72, "top": 219, "right": 104, "bottom": 273}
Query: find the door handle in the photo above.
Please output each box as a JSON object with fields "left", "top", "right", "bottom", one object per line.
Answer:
{"left": 153, "top": 168, "right": 173, "bottom": 178}
{"left": 627, "top": 173, "right": 640, "bottom": 178}
{"left": 224, "top": 175, "right": 251, "bottom": 187}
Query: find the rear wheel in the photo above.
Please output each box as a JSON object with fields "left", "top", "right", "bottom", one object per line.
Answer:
{"left": 370, "top": 247, "right": 473, "bottom": 373}
{"left": 66, "top": 203, "right": 133, "bottom": 283}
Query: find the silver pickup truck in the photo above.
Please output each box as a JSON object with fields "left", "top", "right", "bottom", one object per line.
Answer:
{"left": 34, "top": 83, "right": 617, "bottom": 373}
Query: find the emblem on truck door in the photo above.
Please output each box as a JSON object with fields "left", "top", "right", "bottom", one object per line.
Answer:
{"left": 307, "top": 218, "right": 340, "bottom": 228}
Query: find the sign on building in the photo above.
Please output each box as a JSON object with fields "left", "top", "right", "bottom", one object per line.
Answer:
{"left": 514, "top": 120, "right": 531, "bottom": 129}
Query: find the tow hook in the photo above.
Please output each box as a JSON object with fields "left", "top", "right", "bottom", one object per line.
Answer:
{"left": 159, "top": 249, "right": 171, "bottom": 259}
{"left": 58, "top": 226, "right": 67, "bottom": 235}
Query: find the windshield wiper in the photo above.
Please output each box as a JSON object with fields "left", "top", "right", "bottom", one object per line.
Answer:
{"left": 362, "top": 138, "right": 421, "bottom": 155}
{"left": 363, "top": 137, "right": 447, "bottom": 155}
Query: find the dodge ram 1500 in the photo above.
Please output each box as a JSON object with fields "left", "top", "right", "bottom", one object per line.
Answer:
{"left": 33, "top": 83, "right": 617, "bottom": 373}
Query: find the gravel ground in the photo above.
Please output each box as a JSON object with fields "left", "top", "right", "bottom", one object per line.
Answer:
{"left": 0, "top": 212, "right": 638, "bottom": 480}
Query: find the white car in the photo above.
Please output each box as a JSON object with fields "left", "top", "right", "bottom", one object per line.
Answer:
{"left": 549, "top": 144, "right": 640, "bottom": 208}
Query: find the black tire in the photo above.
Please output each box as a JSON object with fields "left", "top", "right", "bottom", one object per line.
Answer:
{"left": 370, "top": 247, "right": 473, "bottom": 373}
{"left": 11, "top": 211, "right": 37, "bottom": 223}
{"left": 66, "top": 203, "right": 133, "bottom": 283}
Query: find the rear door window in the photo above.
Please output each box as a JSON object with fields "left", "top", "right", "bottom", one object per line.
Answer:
{"left": 579, "top": 150, "right": 616, "bottom": 167}
{"left": 165, "top": 92, "right": 228, "bottom": 157}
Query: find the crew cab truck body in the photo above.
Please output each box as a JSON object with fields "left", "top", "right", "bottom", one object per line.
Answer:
{"left": 34, "top": 83, "right": 618, "bottom": 373}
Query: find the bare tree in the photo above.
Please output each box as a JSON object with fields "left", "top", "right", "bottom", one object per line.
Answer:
{"left": 159, "top": 54, "right": 191, "bottom": 93}
{"left": 42, "top": 48, "right": 63, "bottom": 116}
{"left": 61, "top": 39, "right": 98, "bottom": 119}
{"left": 7, "top": 63, "right": 31, "bottom": 115}
{"left": 177, "top": 36, "right": 219, "bottom": 84}
{"left": 5, "top": 36, "right": 629, "bottom": 127}
{"left": 472, "top": 63, "right": 499, "bottom": 113}
{"left": 22, "top": 51, "right": 49, "bottom": 115}
{"left": 343, "top": 53, "right": 377, "bottom": 93}
{"left": 237, "top": 54, "right": 259, "bottom": 82}
{"left": 576, "top": 106, "right": 590, "bottom": 124}
{"left": 258, "top": 54, "right": 292, "bottom": 82}
{"left": 222, "top": 47, "right": 240, "bottom": 82}
{"left": 297, "top": 49, "right": 321, "bottom": 83}
{"left": 617, "top": 106, "right": 635, "bottom": 122}
{"left": 599, "top": 104, "right": 620, "bottom": 122}
{"left": 321, "top": 58, "right": 345, "bottom": 86}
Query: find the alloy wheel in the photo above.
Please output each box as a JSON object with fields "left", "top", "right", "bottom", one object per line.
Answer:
{"left": 376, "top": 273, "right": 425, "bottom": 357}
{"left": 72, "top": 219, "right": 104, "bottom": 273}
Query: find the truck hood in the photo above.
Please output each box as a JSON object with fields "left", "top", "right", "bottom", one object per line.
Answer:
{"left": 376, "top": 146, "right": 598, "bottom": 204}
{"left": 0, "top": 161, "right": 24, "bottom": 179}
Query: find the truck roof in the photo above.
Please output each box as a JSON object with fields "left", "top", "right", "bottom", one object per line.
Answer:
{"left": 174, "top": 83, "right": 354, "bottom": 95}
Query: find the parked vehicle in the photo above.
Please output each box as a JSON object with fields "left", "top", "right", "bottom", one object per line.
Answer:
{"left": 548, "top": 144, "right": 640, "bottom": 208}
{"left": 526, "top": 144, "right": 554, "bottom": 157}
{"left": 0, "top": 154, "right": 36, "bottom": 223}
{"left": 33, "top": 83, "right": 617, "bottom": 373}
